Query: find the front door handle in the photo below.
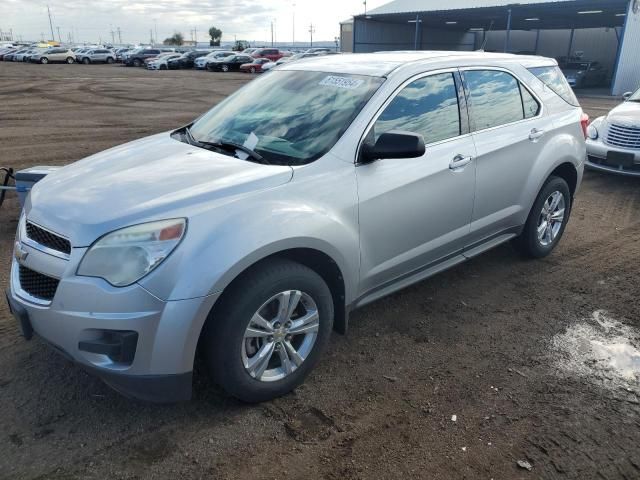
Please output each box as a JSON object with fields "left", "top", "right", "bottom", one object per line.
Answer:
{"left": 449, "top": 154, "right": 473, "bottom": 170}
{"left": 529, "top": 128, "right": 545, "bottom": 141}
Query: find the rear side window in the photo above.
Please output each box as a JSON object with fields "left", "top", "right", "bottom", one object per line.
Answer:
{"left": 464, "top": 70, "right": 524, "bottom": 130}
{"left": 520, "top": 85, "right": 540, "bottom": 119}
{"left": 528, "top": 66, "right": 579, "bottom": 107}
{"left": 373, "top": 72, "right": 461, "bottom": 145}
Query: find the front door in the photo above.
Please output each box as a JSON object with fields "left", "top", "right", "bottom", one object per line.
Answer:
{"left": 356, "top": 71, "right": 477, "bottom": 295}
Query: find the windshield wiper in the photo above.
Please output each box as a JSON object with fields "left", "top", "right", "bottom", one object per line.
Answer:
{"left": 183, "top": 127, "right": 270, "bottom": 164}
{"left": 205, "top": 140, "right": 269, "bottom": 164}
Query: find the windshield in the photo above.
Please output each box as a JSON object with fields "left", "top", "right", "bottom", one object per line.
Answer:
{"left": 188, "top": 70, "right": 383, "bottom": 165}
{"left": 628, "top": 89, "right": 640, "bottom": 102}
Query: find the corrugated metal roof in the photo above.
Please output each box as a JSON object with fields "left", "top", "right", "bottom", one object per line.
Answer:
{"left": 368, "top": 0, "right": 583, "bottom": 16}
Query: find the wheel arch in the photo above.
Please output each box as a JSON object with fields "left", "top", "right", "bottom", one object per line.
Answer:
{"left": 205, "top": 246, "right": 348, "bottom": 336}
{"left": 549, "top": 162, "right": 578, "bottom": 198}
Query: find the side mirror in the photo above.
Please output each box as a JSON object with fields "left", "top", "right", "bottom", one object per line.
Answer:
{"left": 361, "top": 131, "right": 426, "bottom": 163}
{"left": 623, "top": 92, "right": 633, "bottom": 100}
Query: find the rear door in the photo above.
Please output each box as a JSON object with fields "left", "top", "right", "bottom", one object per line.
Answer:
{"left": 460, "top": 68, "right": 546, "bottom": 248}
{"left": 356, "top": 70, "right": 477, "bottom": 294}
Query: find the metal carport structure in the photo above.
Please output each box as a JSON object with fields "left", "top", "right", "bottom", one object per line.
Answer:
{"left": 349, "top": 0, "right": 640, "bottom": 95}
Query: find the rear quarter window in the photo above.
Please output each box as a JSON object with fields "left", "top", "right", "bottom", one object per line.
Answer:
{"left": 528, "top": 66, "right": 579, "bottom": 107}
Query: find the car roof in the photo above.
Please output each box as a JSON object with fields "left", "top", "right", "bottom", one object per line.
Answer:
{"left": 280, "top": 51, "right": 557, "bottom": 77}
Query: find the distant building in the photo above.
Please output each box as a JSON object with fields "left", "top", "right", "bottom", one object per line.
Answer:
{"left": 342, "top": 0, "right": 640, "bottom": 95}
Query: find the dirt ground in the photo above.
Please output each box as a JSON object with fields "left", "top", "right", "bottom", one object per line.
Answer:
{"left": 1, "top": 62, "right": 640, "bottom": 480}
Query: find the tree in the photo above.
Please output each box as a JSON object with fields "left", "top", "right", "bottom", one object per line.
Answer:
{"left": 209, "top": 26, "right": 222, "bottom": 46}
{"left": 163, "top": 32, "right": 184, "bottom": 45}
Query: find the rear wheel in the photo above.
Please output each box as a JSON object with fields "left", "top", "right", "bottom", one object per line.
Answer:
{"left": 66, "top": 57, "right": 74, "bottom": 64}
{"left": 40, "top": 57, "right": 48, "bottom": 64}
{"left": 106, "top": 57, "right": 114, "bottom": 64}
{"left": 204, "top": 259, "right": 334, "bottom": 403}
{"left": 83, "top": 58, "right": 90, "bottom": 65}
{"left": 250, "top": 67, "right": 256, "bottom": 73}
{"left": 133, "top": 58, "right": 141, "bottom": 67}
{"left": 221, "top": 64, "right": 229, "bottom": 72}
{"left": 513, "top": 176, "right": 571, "bottom": 258}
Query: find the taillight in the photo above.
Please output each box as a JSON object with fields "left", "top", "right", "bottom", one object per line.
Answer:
{"left": 580, "top": 113, "right": 590, "bottom": 139}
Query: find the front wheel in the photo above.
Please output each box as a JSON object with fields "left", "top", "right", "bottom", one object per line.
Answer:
{"left": 221, "top": 64, "right": 229, "bottom": 72}
{"left": 513, "top": 176, "right": 571, "bottom": 258}
{"left": 133, "top": 59, "right": 141, "bottom": 67}
{"left": 83, "top": 58, "right": 90, "bottom": 65}
{"left": 204, "top": 259, "right": 334, "bottom": 403}
{"left": 66, "top": 57, "right": 74, "bottom": 64}
{"left": 40, "top": 57, "right": 48, "bottom": 64}
{"left": 106, "top": 57, "right": 114, "bottom": 64}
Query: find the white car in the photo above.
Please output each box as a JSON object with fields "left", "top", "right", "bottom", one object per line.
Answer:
{"left": 586, "top": 88, "right": 640, "bottom": 176}
{"left": 147, "top": 53, "right": 182, "bottom": 70}
{"left": 194, "top": 51, "right": 234, "bottom": 69}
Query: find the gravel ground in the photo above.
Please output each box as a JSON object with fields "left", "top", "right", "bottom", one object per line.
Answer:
{"left": 1, "top": 62, "right": 640, "bottom": 480}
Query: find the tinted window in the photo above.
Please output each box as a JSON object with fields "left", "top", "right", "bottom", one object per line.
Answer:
{"left": 528, "top": 66, "right": 579, "bottom": 106}
{"left": 465, "top": 70, "right": 524, "bottom": 130}
{"left": 373, "top": 73, "right": 460, "bottom": 145}
{"left": 520, "top": 85, "right": 540, "bottom": 119}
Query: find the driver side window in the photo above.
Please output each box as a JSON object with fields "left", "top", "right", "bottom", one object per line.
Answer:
{"left": 372, "top": 73, "right": 461, "bottom": 145}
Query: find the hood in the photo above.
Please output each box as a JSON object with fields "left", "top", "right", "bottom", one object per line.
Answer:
{"left": 606, "top": 101, "right": 640, "bottom": 128}
{"left": 27, "top": 132, "right": 293, "bottom": 247}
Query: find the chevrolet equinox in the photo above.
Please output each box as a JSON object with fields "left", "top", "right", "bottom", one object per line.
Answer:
{"left": 6, "top": 52, "right": 586, "bottom": 402}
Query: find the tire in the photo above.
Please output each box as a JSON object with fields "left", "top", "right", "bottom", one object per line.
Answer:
{"left": 40, "top": 57, "right": 48, "bottom": 64}
{"left": 204, "top": 259, "right": 334, "bottom": 403}
{"left": 66, "top": 57, "right": 74, "bottom": 64}
{"left": 513, "top": 176, "right": 572, "bottom": 259}
{"left": 83, "top": 58, "right": 90, "bottom": 65}
{"left": 106, "top": 57, "right": 114, "bottom": 64}
{"left": 250, "top": 67, "right": 256, "bottom": 73}
{"left": 133, "top": 59, "right": 141, "bottom": 67}
{"left": 160, "top": 64, "right": 166, "bottom": 70}
{"left": 221, "top": 64, "right": 229, "bottom": 72}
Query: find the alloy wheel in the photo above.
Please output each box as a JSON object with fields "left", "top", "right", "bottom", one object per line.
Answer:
{"left": 241, "top": 290, "right": 319, "bottom": 382}
{"left": 537, "top": 191, "right": 565, "bottom": 247}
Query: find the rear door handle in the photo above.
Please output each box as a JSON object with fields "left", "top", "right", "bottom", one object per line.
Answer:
{"left": 529, "top": 128, "right": 545, "bottom": 141}
{"left": 449, "top": 154, "right": 473, "bottom": 170}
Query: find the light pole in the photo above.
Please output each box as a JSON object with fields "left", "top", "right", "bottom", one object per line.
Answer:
{"left": 308, "top": 23, "right": 315, "bottom": 48}
{"left": 153, "top": 19, "right": 158, "bottom": 46}
{"left": 292, "top": 2, "right": 296, "bottom": 46}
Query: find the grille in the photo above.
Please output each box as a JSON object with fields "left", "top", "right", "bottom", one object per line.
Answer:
{"left": 18, "top": 265, "right": 60, "bottom": 302}
{"left": 606, "top": 124, "right": 640, "bottom": 149}
{"left": 26, "top": 222, "right": 71, "bottom": 255}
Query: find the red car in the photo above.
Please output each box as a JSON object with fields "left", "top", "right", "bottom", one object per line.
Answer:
{"left": 240, "top": 58, "right": 272, "bottom": 73}
{"left": 251, "top": 48, "right": 283, "bottom": 62}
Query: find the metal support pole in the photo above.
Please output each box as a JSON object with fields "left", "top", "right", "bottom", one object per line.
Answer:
{"left": 567, "top": 28, "right": 575, "bottom": 58}
{"left": 534, "top": 29, "right": 541, "bottom": 54}
{"left": 504, "top": 8, "right": 512, "bottom": 53}
{"left": 414, "top": 15, "right": 420, "bottom": 50}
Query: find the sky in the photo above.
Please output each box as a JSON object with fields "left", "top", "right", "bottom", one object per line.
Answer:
{"left": 0, "top": 0, "right": 388, "bottom": 45}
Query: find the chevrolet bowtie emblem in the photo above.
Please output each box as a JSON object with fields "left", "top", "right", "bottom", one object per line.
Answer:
{"left": 13, "top": 242, "right": 28, "bottom": 263}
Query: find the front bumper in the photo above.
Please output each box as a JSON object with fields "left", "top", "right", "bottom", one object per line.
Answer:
{"left": 585, "top": 137, "right": 640, "bottom": 177}
{"left": 6, "top": 239, "right": 220, "bottom": 402}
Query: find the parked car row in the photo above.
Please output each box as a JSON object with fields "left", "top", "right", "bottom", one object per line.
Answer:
{"left": 1, "top": 43, "right": 340, "bottom": 73}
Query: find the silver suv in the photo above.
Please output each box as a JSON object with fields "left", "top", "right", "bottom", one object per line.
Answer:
{"left": 6, "top": 52, "right": 586, "bottom": 403}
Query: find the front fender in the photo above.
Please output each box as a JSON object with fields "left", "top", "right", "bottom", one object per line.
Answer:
{"left": 138, "top": 171, "right": 360, "bottom": 305}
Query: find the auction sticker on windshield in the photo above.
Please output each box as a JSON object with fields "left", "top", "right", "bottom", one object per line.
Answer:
{"left": 319, "top": 76, "right": 365, "bottom": 90}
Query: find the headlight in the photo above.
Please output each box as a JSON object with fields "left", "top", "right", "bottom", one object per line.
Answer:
{"left": 77, "top": 218, "right": 186, "bottom": 287}
{"left": 587, "top": 124, "right": 598, "bottom": 140}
